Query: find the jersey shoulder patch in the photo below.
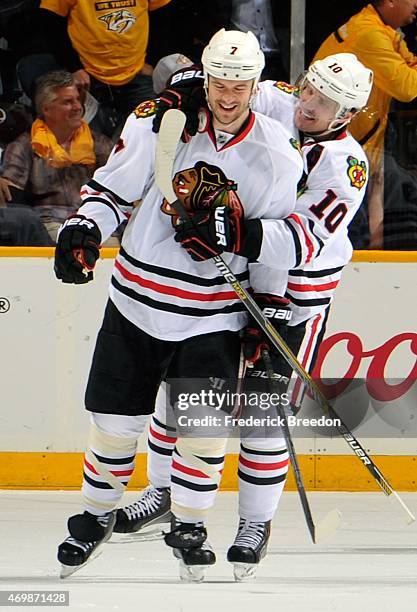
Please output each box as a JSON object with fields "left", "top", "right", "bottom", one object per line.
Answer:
{"left": 346, "top": 155, "right": 367, "bottom": 190}
{"left": 133, "top": 99, "right": 158, "bottom": 119}
{"left": 290, "top": 137, "right": 302, "bottom": 154}
{"left": 274, "top": 81, "right": 300, "bottom": 97}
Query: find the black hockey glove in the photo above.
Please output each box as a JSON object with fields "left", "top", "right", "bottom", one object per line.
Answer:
{"left": 174, "top": 205, "right": 263, "bottom": 262}
{"left": 152, "top": 65, "right": 205, "bottom": 141}
{"left": 54, "top": 215, "right": 101, "bottom": 284}
{"left": 242, "top": 293, "right": 292, "bottom": 367}
{"left": 174, "top": 206, "right": 245, "bottom": 261}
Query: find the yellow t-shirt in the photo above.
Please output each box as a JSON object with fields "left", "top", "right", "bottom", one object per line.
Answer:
{"left": 313, "top": 3, "right": 417, "bottom": 174}
{"left": 40, "top": 0, "right": 171, "bottom": 86}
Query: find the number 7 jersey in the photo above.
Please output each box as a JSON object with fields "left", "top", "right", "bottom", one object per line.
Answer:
{"left": 253, "top": 80, "right": 369, "bottom": 326}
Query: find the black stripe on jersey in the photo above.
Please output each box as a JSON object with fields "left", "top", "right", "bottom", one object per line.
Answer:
{"left": 171, "top": 475, "right": 218, "bottom": 492}
{"left": 119, "top": 246, "right": 249, "bottom": 287}
{"left": 83, "top": 472, "right": 128, "bottom": 489}
{"left": 87, "top": 179, "right": 130, "bottom": 207}
{"left": 238, "top": 469, "right": 287, "bottom": 486}
{"left": 92, "top": 452, "right": 135, "bottom": 465}
{"left": 148, "top": 439, "right": 173, "bottom": 456}
{"left": 111, "top": 276, "right": 247, "bottom": 317}
{"left": 308, "top": 219, "right": 325, "bottom": 257}
{"left": 240, "top": 444, "right": 287, "bottom": 456}
{"left": 82, "top": 196, "right": 123, "bottom": 225}
{"left": 289, "top": 265, "right": 344, "bottom": 278}
{"left": 288, "top": 294, "right": 331, "bottom": 307}
{"left": 174, "top": 449, "right": 223, "bottom": 465}
{"left": 152, "top": 415, "right": 177, "bottom": 433}
{"left": 284, "top": 219, "right": 302, "bottom": 267}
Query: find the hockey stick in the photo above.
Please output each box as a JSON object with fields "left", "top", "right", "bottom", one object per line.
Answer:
{"left": 262, "top": 349, "right": 341, "bottom": 543}
{"left": 155, "top": 109, "right": 415, "bottom": 525}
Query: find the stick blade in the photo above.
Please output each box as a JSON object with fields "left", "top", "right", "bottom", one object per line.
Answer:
{"left": 390, "top": 491, "right": 416, "bottom": 525}
{"left": 155, "top": 109, "right": 186, "bottom": 203}
{"left": 313, "top": 509, "right": 342, "bottom": 544}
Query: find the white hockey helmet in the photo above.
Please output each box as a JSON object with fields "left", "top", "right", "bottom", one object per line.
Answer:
{"left": 201, "top": 28, "right": 265, "bottom": 87}
{"left": 306, "top": 53, "right": 373, "bottom": 117}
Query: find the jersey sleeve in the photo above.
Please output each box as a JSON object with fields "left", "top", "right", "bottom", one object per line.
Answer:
{"left": 78, "top": 111, "right": 157, "bottom": 241}
{"left": 257, "top": 142, "right": 369, "bottom": 270}
{"left": 254, "top": 80, "right": 298, "bottom": 126}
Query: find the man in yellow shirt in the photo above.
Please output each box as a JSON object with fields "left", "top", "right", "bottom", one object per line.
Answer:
{"left": 39, "top": 0, "right": 172, "bottom": 131}
{"left": 313, "top": 0, "right": 417, "bottom": 247}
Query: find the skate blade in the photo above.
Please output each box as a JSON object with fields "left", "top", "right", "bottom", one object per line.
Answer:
{"left": 232, "top": 562, "right": 257, "bottom": 582}
{"left": 178, "top": 561, "right": 207, "bottom": 583}
{"left": 314, "top": 509, "right": 342, "bottom": 544}
{"left": 59, "top": 548, "right": 104, "bottom": 579}
{"left": 112, "top": 527, "right": 167, "bottom": 543}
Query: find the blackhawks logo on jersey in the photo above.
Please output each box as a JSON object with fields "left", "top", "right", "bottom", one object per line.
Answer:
{"left": 133, "top": 99, "right": 157, "bottom": 119}
{"left": 161, "top": 161, "right": 243, "bottom": 228}
{"left": 346, "top": 156, "right": 367, "bottom": 190}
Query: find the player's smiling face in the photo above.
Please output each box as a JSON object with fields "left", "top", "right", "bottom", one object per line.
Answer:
{"left": 207, "top": 76, "right": 253, "bottom": 133}
{"left": 294, "top": 82, "right": 340, "bottom": 134}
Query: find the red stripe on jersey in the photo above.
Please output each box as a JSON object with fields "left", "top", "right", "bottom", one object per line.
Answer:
{"left": 288, "top": 214, "right": 314, "bottom": 263}
{"left": 239, "top": 456, "right": 289, "bottom": 471}
{"left": 149, "top": 425, "right": 177, "bottom": 444}
{"left": 287, "top": 280, "right": 339, "bottom": 292}
{"left": 207, "top": 111, "right": 256, "bottom": 151}
{"left": 80, "top": 189, "right": 104, "bottom": 196}
{"left": 84, "top": 459, "right": 134, "bottom": 478}
{"left": 172, "top": 459, "right": 211, "bottom": 479}
{"left": 115, "top": 260, "right": 238, "bottom": 302}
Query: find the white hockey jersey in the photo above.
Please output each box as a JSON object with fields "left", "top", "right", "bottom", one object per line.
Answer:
{"left": 78, "top": 103, "right": 303, "bottom": 341}
{"left": 253, "top": 80, "right": 369, "bottom": 326}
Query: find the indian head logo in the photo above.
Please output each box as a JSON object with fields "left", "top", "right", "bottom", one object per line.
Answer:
{"left": 98, "top": 10, "right": 136, "bottom": 34}
{"left": 346, "top": 156, "right": 367, "bottom": 190}
{"left": 161, "top": 162, "right": 243, "bottom": 227}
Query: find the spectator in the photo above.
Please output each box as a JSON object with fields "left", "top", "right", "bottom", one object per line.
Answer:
{"left": 0, "top": 70, "right": 113, "bottom": 243}
{"left": 38, "top": 0, "right": 172, "bottom": 134}
{"left": 313, "top": 0, "right": 417, "bottom": 247}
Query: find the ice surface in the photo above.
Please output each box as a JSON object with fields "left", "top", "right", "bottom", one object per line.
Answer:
{"left": 1, "top": 491, "right": 417, "bottom": 611}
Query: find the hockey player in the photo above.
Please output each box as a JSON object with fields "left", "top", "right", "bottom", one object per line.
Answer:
{"left": 53, "top": 28, "right": 303, "bottom": 581}
{"left": 114, "top": 53, "right": 373, "bottom": 580}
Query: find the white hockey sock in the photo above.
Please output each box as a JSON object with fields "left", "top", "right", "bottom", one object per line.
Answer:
{"left": 146, "top": 383, "right": 177, "bottom": 488}
{"left": 238, "top": 439, "right": 289, "bottom": 522}
{"left": 170, "top": 438, "right": 227, "bottom": 523}
{"left": 82, "top": 413, "right": 148, "bottom": 515}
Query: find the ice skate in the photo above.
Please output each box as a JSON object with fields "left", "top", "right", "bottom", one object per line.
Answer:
{"left": 165, "top": 520, "right": 216, "bottom": 583}
{"left": 58, "top": 510, "right": 116, "bottom": 578}
{"left": 113, "top": 485, "right": 171, "bottom": 538}
{"left": 227, "top": 519, "right": 271, "bottom": 582}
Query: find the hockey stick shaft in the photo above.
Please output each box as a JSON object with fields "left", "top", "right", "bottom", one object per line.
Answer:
{"left": 261, "top": 349, "right": 316, "bottom": 542}
{"left": 155, "top": 109, "right": 415, "bottom": 524}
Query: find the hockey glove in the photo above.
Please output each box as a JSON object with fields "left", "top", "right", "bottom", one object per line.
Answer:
{"left": 242, "top": 293, "right": 292, "bottom": 366}
{"left": 152, "top": 65, "right": 205, "bottom": 141}
{"left": 174, "top": 206, "right": 244, "bottom": 261}
{"left": 175, "top": 205, "right": 263, "bottom": 262}
{"left": 54, "top": 215, "right": 101, "bottom": 284}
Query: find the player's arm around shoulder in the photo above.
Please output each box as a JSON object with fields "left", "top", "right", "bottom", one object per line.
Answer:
{"left": 254, "top": 80, "right": 299, "bottom": 125}
{"left": 259, "top": 114, "right": 304, "bottom": 218}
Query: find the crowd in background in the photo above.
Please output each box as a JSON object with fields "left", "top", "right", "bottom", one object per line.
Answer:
{"left": 1, "top": 0, "right": 417, "bottom": 249}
